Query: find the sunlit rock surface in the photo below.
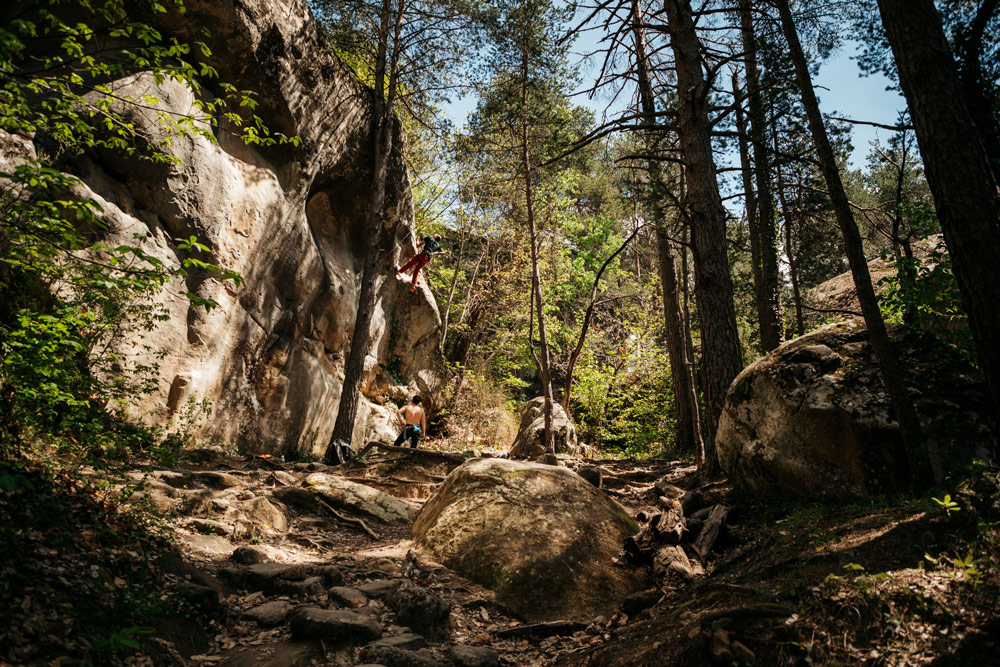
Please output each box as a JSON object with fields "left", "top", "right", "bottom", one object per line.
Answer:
{"left": 21, "top": 0, "right": 446, "bottom": 453}
{"left": 413, "top": 458, "right": 642, "bottom": 622}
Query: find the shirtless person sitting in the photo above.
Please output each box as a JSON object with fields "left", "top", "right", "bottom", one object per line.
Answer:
{"left": 394, "top": 395, "right": 427, "bottom": 449}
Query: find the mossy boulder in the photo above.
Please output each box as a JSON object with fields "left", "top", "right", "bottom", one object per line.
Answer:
{"left": 412, "top": 458, "right": 642, "bottom": 622}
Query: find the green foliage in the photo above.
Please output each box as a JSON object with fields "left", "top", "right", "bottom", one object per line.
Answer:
{"left": 0, "top": 0, "right": 293, "bottom": 464}
{"left": 877, "top": 231, "right": 971, "bottom": 351}
{"left": 932, "top": 493, "right": 962, "bottom": 517}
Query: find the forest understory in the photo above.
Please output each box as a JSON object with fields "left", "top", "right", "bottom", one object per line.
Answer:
{"left": 4, "top": 0, "right": 1000, "bottom": 664}
{"left": 2, "top": 442, "right": 998, "bottom": 667}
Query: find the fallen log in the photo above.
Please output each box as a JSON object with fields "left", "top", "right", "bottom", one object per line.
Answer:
{"left": 495, "top": 620, "right": 587, "bottom": 639}
{"left": 693, "top": 504, "right": 731, "bottom": 559}
{"left": 354, "top": 442, "right": 467, "bottom": 465}
{"left": 654, "top": 544, "right": 703, "bottom": 581}
{"left": 654, "top": 497, "right": 686, "bottom": 544}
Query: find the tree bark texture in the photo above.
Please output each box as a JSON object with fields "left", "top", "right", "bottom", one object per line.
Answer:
{"left": 773, "top": 125, "right": 804, "bottom": 337}
{"left": 876, "top": 0, "right": 1000, "bottom": 441}
{"left": 522, "top": 63, "right": 555, "bottom": 455}
{"left": 664, "top": 0, "right": 744, "bottom": 465}
{"left": 738, "top": 0, "right": 782, "bottom": 351}
{"left": 777, "top": 0, "right": 933, "bottom": 485}
{"left": 955, "top": 0, "right": 1000, "bottom": 185}
{"left": 325, "top": 0, "right": 403, "bottom": 458}
{"left": 732, "top": 73, "right": 763, "bottom": 328}
{"left": 632, "top": 0, "right": 704, "bottom": 461}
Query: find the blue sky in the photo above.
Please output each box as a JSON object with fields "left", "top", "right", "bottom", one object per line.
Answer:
{"left": 443, "top": 33, "right": 907, "bottom": 171}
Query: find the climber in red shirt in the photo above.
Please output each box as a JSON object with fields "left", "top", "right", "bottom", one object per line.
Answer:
{"left": 395, "top": 234, "right": 444, "bottom": 292}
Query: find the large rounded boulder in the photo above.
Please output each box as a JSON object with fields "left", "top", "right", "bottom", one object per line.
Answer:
{"left": 508, "top": 397, "right": 579, "bottom": 458}
{"left": 717, "top": 319, "right": 994, "bottom": 498}
{"left": 412, "top": 458, "right": 641, "bottom": 622}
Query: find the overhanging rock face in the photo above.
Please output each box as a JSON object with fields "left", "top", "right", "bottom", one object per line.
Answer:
{"left": 59, "top": 0, "right": 446, "bottom": 453}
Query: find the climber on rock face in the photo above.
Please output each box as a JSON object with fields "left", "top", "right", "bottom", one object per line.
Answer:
{"left": 394, "top": 395, "right": 427, "bottom": 448}
{"left": 395, "top": 233, "right": 444, "bottom": 292}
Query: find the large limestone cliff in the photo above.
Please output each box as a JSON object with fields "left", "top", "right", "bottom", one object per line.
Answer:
{"left": 35, "top": 0, "right": 445, "bottom": 453}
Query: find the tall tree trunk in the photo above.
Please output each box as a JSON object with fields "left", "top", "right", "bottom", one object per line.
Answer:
{"left": 664, "top": 0, "right": 744, "bottom": 468}
{"left": 325, "top": 0, "right": 404, "bottom": 460}
{"left": 875, "top": 0, "right": 1000, "bottom": 442}
{"left": 777, "top": 0, "right": 934, "bottom": 486}
{"left": 521, "top": 62, "right": 555, "bottom": 455}
{"left": 775, "top": 150, "right": 804, "bottom": 336}
{"left": 657, "top": 228, "right": 705, "bottom": 463}
{"left": 441, "top": 221, "right": 469, "bottom": 349}
{"left": 681, "top": 224, "right": 697, "bottom": 387}
{"left": 732, "top": 73, "right": 764, "bottom": 333}
{"left": 888, "top": 131, "right": 918, "bottom": 326}
{"left": 632, "top": 0, "right": 704, "bottom": 460}
{"left": 955, "top": 0, "right": 1000, "bottom": 185}
{"left": 738, "top": 0, "right": 782, "bottom": 351}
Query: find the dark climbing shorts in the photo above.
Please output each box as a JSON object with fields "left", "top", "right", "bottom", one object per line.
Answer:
{"left": 394, "top": 424, "right": 421, "bottom": 448}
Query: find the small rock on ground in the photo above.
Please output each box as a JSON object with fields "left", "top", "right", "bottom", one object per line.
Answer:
{"left": 229, "top": 545, "right": 270, "bottom": 565}
{"left": 358, "top": 578, "right": 399, "bottom": 598}
{"left": 384, "top": 581, "right": 450, "bottom": 638}
{"left": 289, "top": 607, "right": 382, "bottom": 644}
{"left": 244, "top": 600, "right": 293, "bottom": 627}
{"left": 369, "top": 633, "right": 427, "bottom": 651}
{"left": 623, "top": 590, "right": 662, "bottom": 617}
{"left": 450, "top": 645, "right": 500, "bottom": 667}
{"left": 330, "top": 586, "right": 368, "bottom": 608}
{"left": 361, "top": 645, "right": 438, "bottom": 667}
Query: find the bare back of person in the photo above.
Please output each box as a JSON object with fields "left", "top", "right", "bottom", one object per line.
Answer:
{"left": 395, "top": 395, "right": 427, "bottom": 449}
{"left": 399, "top": 404, "right": 424, "bottom": 427}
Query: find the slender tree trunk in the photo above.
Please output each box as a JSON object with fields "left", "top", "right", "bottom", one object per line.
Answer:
{"left": 562, "top": 224, "right": 642, "bottom": 410}
{"left": 657, "top": 228, "right": 705, "bottom": 463}
{"left": 777, "top": 0, "right": 933, "bottom": 486}
{"left": 775, "top": 152, "right": 804, "bottom": 336}
{"left": 441, "top": 221, "right": 469, "bottom": 348}
{"left": 681, "top": 224, "right": 696, "bottom": 383}
{"left": 875, "top": 0, "right": 1000, "bottom": 442}
{"left": 733, "top": 72, "right": 764, "bottom": 326}
{"left": 889, "top": 132, "right": 918, "bottom": 326}
{"left": 521, "top": 62, "right": 555, "bottom": 455}
{"left": 632, "top": 0, "right": 704, "bottom": 460}
{"left": 324, "top": 0, "right": 403, "bottom": 460}
{"left": 664, "top": 0, "right": 744, "bottom": 468}
{"left": 738, "top": 0, "right": 781, "bottom": 351}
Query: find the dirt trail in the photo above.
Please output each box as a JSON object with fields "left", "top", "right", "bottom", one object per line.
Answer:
{"left": 137, "top": 449, "right": 685, "bottom": 666}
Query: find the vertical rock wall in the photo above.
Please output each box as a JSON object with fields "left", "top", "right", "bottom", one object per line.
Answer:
{"left": 58, "top": 0, "right": 446, "bottom": 453}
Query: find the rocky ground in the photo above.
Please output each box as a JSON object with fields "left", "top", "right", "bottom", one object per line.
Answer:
{"left": 2, "top": 444, "right": 998, "bottom": 666}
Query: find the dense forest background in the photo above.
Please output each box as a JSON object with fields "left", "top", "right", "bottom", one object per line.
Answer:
{"left": 3, "top": 0, "right": 998, "bottom": 466}
{"left": 311, "top": 0, "right": 996, "bottom": 464}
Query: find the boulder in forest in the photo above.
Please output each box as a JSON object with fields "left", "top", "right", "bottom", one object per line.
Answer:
{"left": 412, "top": 458, "right": 642, "bottom": 622}
{"left": 508, "top": 397, "right": 580, "bottom": 458}
{"left": 717, "top": 319, "right": 994, "bottom": 498}
{"left": 304, "top": 473, "right": 411, "bottom": 523}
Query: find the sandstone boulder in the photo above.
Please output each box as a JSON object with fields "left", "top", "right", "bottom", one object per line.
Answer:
{"left": 5, "top": 0, "right": 448, "bottom": 456}
{"left": 508, "top": 397, "right": 579, "bottom": 458}
{"left": 717, "top": 319, "right": 994, "bottom": 498}
{"left": 412, "top": 459, "right": 642, "bottom": 622}
{"left": 304, "top": 473, "right": 411, "bottom": 524}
